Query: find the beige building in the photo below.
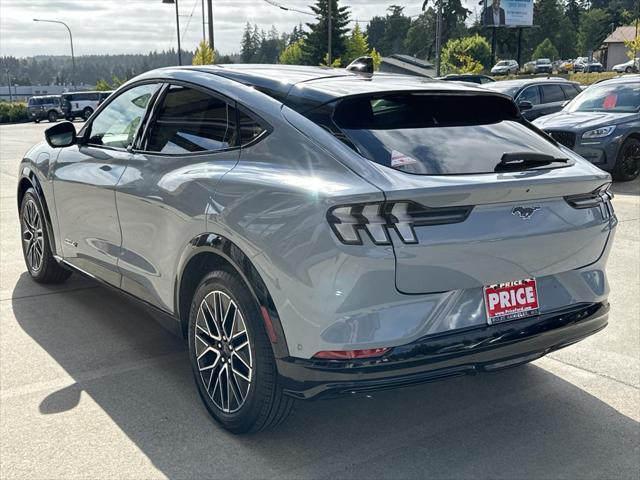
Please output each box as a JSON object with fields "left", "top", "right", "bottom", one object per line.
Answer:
{"left": 600, "top": 25, "right": 638, "bottom": 70}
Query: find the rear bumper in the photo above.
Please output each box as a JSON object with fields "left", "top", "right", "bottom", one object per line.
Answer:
{"left": 277, "top": 302, "right": 608, "bottom": 399}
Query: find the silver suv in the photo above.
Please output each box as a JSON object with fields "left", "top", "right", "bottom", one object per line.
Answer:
{"left": 17, "top": 65, "right": 615, "bottom": 433}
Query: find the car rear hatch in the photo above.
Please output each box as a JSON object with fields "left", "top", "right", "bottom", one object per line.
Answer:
{"left": 328, "top": 92, "right": 615, "bottom": 294}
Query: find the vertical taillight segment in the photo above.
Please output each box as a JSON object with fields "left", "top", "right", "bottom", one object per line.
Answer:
{"left": 327, "top": 201, "right": 472, "bottom": 246}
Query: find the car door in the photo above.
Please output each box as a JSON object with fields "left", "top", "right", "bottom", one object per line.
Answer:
{"left": 539, "top": 84, "right": 567, "bottom": 117}
{"left": 516, "top": 85, "right": 542, "bottom": 120}
{"left": 52, "top": 82, "right": 160, "bottom": 286}
{"left": 115, "top": 82, "right": 242, "bottom": 311}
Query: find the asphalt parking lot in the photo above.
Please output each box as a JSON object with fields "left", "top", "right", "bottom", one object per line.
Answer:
{"left": 0, "top": 121, "right": 638, "bottom": 479}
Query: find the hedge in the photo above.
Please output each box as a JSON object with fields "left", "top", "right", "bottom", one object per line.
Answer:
{"left": 0, "top": 102, "right": 29, "bottom": 123}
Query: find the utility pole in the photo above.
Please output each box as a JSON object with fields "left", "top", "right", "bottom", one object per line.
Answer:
{"left": 161, "top": 0, "right": 182, "bottom": 65}
{"left": 435, "top": 0, "right": 442, "bottom": 76}
{"left": 201, "top": 0, "right": 206, "bottom": 41}
{"left": 327, "top": 0, "right": 332, "bottom": 65}
{"left": 5, "top": 69, "right": 12, "bottom": 102}
{"left": 207, "top": 0, "right": 214, "bottom": 51}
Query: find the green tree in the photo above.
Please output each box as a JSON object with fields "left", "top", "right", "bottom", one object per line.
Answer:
{"left": 532, "top": 38, "right": 559, "bottom": 60}
{"left": 279, "top": 39, "right": 305, "bottom": 64}
{"left": 192, "top": 40, "right": 215, "bottom": 65}
{"left": 302, "top": 0, "right": 351, "bottom": 65}
{"left": 380, "top": 6, "right": 412, "bottom": 55}
{"left": 95, "top": 78, "right": 111, "bottom": 91}
{"left": 578, "top": 8, "right": 610, "bottom": 54}
{"left": 111, "top": 75, "right": 126, "bottom": 88}
{"left": 365, "top": 16, "right": 386, "bottom": 53}
{"left": 441, "top": 34, "right": 491, "bottom": 74}
{"left": 404, "top": 11, "right": 436, "bottom": 59}
{"left": 369, "top": 48, "right": 382, "bottom": 70}
{"left": 240, "top": 23, "right": 259, "bottom": 62}
{"left": 343, "top": 24, "right": 370, "bottom": 64}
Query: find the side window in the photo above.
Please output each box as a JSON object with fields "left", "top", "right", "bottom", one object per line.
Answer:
{"left": 518, "top": 86, "right": 541, "bottom": 105}
{"left": 87, "top": 83, "right": 158, "bottom": 149}
{"left": 146, "top": 86, "right": 236, "bottom": 154}
{"left": 560, "top": 84, "right": 577, "bottom": 100}
{"left": 541, "top": 84, "right": 565, "bottom": 103}
{"left": 238, "top": 110, "right": 266, "bottom": 145}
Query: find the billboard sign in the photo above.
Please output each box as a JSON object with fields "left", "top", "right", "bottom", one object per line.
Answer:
{"left": 482, "top": 0, "right": 534, "bottom": 27}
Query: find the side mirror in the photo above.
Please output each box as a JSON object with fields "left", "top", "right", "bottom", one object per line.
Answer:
{"left": 45, "top": 121, "right": 77, "bottom": 148}
{"left": 346, "top": 56, "right": 374, "bottom": 75}
{"left": 518, "top": 101, "right": 533, "bottom": 111}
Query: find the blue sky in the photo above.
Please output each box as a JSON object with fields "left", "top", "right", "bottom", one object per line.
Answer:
{"left": 0, "top": 0, "right": 481, "bottom": 57}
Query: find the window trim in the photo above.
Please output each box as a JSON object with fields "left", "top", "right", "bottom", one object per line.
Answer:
{"left": 79, "top": 80, "right": 163, "bottom": 153}
{"left": 133, "top": 79, "right": 272, "bottom": 157}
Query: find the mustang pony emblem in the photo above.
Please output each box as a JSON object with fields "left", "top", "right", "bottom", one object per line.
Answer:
{"left": 512, "top": 206, "right": 541, "bottom": 220}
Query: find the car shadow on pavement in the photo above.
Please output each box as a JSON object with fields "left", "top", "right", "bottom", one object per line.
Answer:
{"left": 10, "top": 273, "right": 640, "bottom": 480}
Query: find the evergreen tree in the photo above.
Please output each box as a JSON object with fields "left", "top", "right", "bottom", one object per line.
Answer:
{"left": 240, "top": 23, "right": 257, "bottom": 62}
{"left": 192, "top": 40, "right": 215, "bottom": 65}
{"left": 343, "top": 24, "right": 370, "bottom": 64}
{"left": 302, "top": 0, "right": 351, "bottom": 65}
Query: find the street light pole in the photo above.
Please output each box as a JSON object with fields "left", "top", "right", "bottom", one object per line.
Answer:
{"left": 5, "top": 69, "right": 13, "bottom": 102}
{"left": 33, "top": 19, "right": 75, "bottom": 89}
{"left": 327, "top": 0, "right": 332, "bottom": 65}
{"left": 162, "top": 0, "right": 182, "bottom": 65}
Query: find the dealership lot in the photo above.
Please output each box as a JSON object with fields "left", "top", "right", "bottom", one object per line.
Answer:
{"left": 0, "top": 122, "right": 638, "bottom": 479}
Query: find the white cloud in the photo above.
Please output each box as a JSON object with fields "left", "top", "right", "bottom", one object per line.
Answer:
{"left": 0, "top": 0, "right": 482, "bottom": 57}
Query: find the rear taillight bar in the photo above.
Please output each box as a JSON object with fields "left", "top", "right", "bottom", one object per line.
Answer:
{"left": 327, "top": 201, "right": 472, "bottom": 246}
{"left": 564, "top": 184, "right": 614, "bottom": 219}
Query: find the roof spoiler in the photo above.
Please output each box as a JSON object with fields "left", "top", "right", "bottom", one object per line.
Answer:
{"left": 346, "top": 56, "right": 374, "bottom": 76}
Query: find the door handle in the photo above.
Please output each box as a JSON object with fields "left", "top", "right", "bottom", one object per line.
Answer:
{"left": 99, "top": 165, "right": 112, "bottom": 172}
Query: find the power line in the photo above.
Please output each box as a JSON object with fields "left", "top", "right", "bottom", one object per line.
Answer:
{"left": 260, "top": 0, "right": 422, "bottom": 23}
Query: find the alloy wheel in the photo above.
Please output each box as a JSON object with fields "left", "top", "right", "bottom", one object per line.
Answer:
{"left": 22, "top": 199, "right": 44, "bottom": 272}
{"left": 621, "top": 142, "right": 640, "bottom": 178}
{"left": 194, "top": 290, "right": 253, "bottom": 413}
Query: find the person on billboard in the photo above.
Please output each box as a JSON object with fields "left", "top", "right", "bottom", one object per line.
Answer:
{"left": 483, "top": 0, "right": 506, "bottom": 25}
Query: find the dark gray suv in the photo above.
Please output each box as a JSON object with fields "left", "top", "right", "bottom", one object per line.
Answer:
{"left": 17, "top": 65, "right": 615, "bottom": 433}
{"left": 484, "top": 78, "right": 583, "bottom": 121}
{"left": 27, "top": 95, "right": 62, "bottom": 123}
{"left": 535, "top": 75, "right": 640, "bottom": 181}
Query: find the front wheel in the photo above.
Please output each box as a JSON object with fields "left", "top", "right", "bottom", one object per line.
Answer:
{"left": 20, "top": 190, "right": 72, "bottom": 283}
{"left": 625, "top": 67, "right": 633, "bottom": 73}
{"left": 613, "top": 138, "right": 640, "bottom": 182}
{"left": 188, "top": 270, "right": 293, "bottom": 433}
{"left": 47, "top": 110, "right": 58, "bottom": 122}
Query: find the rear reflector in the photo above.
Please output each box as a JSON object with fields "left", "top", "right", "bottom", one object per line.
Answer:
{"left": 260, "top": 306, "right": 278, "bottom": 344}
{"left": 313, "top": 347, "right": 389, "bottom": 360}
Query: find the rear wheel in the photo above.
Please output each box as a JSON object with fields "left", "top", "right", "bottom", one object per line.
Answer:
{"left": 82, "top": 107, "right": 93, "bottom": 121}
{"left": 613, "top": 138, "right": 640, "bottom": 182}
{"left": 19, "top": 190, "right": 72, "bottom": 283}
{"left": 47, "top": 110, "right": 58, "bottom": 122}
{"left": 188, "top": 270, "right": 293, "bottom": 433}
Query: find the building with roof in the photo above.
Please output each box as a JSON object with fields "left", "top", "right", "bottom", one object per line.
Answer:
{"left": 378, "top": 54, "right": 436, "bottom": 78}
{"left": 599, "top": 25, "right": 639, "bottom": 70}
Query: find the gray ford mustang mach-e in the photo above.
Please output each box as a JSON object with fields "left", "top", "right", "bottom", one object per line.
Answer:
{"left": 17, "top": 65, "right": 616, "bottom": 433}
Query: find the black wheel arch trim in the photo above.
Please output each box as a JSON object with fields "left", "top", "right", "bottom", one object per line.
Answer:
{"left": 175, "top": 233, "right": 290, "bottom": 358}
{"left": 17, "top": 170, "right": 57, "bottom": 256}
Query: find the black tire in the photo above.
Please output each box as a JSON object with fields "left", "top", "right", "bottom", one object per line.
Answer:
{"left": 625, "top": 67, "right": 633, "bottom": 73}
{"left": 47, "top": 110, "right": 58, "bottom": 122}
{"left": 82, "top": 108, "right": 93, "bottom": 121}
{"left": 612, "top": 138, "right": 640, "bottom": 182}
{"left": 19, "top": 189, "right": 72, "bottom": 284}
{"left": 34, "top": 119, "right": 40, "bottom": 123}
{"left": 188, "top": 270, "right": 293, "bottom": 433}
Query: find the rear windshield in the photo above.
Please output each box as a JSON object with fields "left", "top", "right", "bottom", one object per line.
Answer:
{"left": 330, "top": 93, "right": 570, "bottom": 175}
